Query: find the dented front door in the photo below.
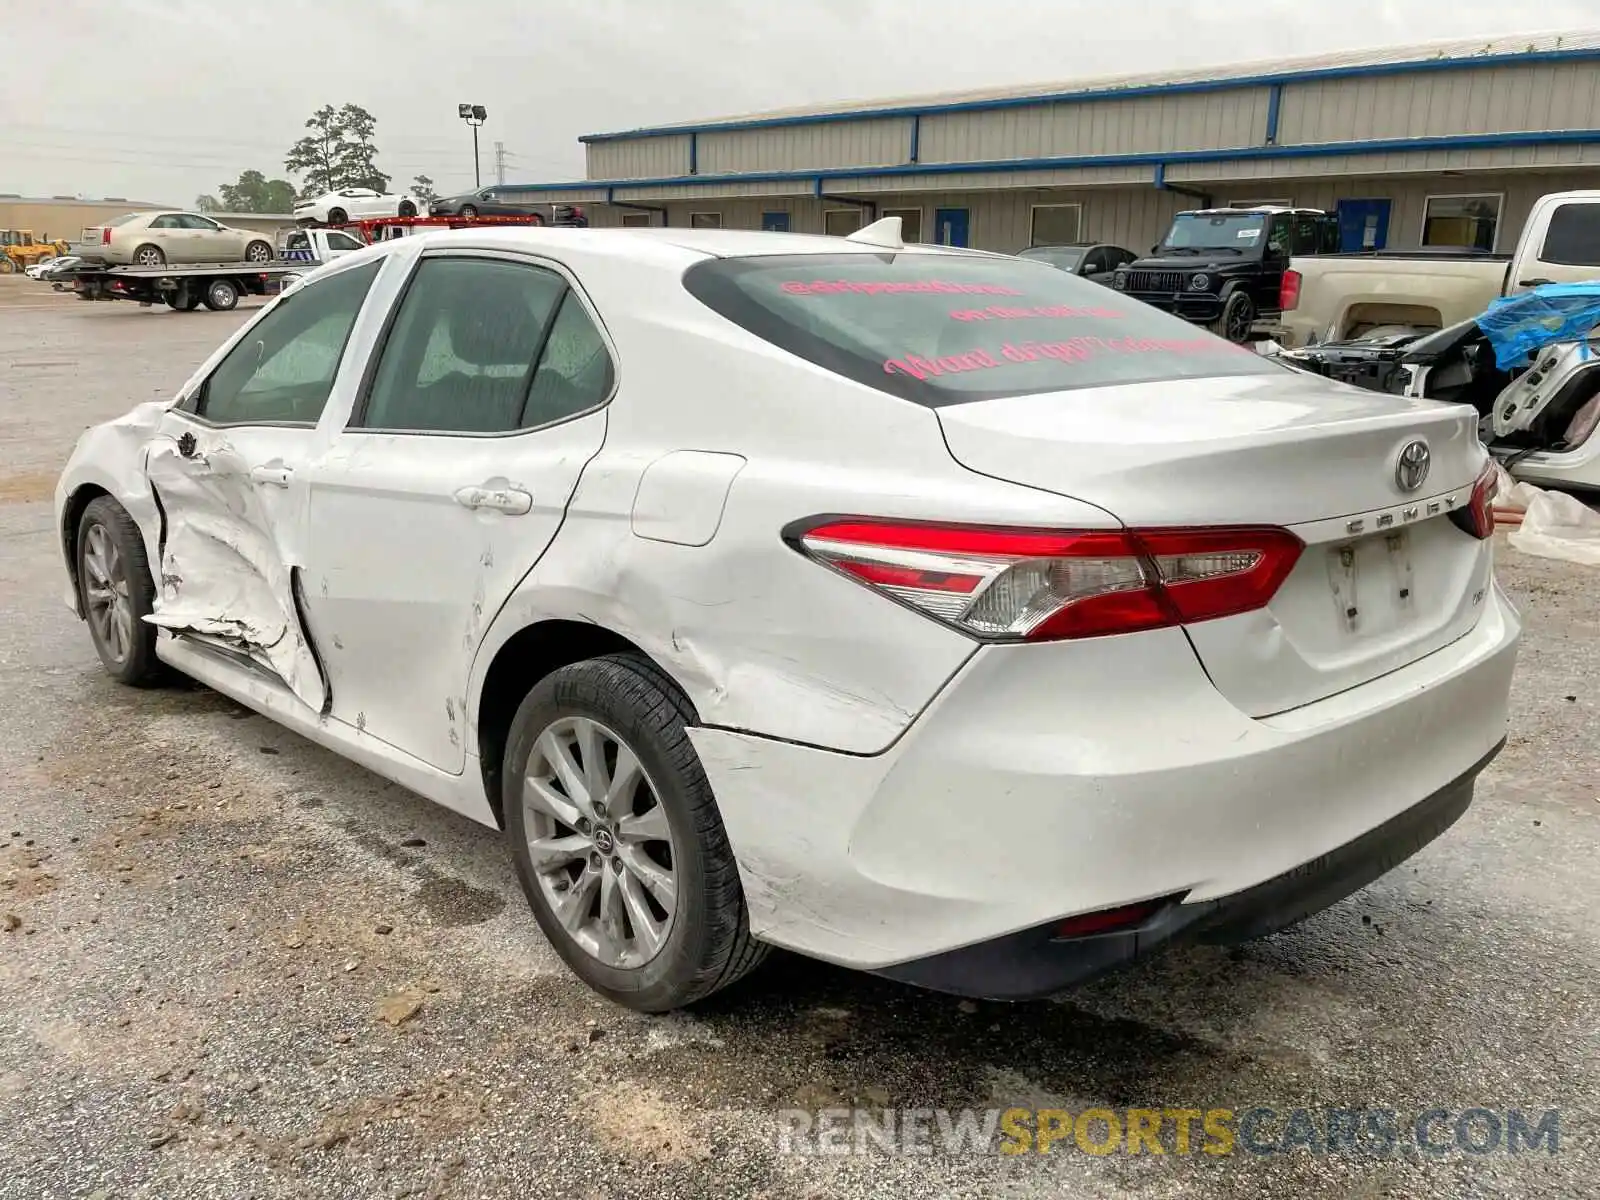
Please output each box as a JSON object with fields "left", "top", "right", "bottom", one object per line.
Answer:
{"left": 145, "top": 415, "right": 327, "bottom": 709}
{"left": 141, "top": 258, "right": 386, "bottom": 711}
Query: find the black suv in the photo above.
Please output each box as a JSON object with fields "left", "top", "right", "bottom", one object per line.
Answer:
{"left": 1113, "top": 207, "right": 1339, "bottom": 342}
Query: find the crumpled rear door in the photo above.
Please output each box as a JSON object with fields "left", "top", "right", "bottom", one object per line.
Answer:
{"left": 143, "top": 410, "right": 327, "bottom": 712}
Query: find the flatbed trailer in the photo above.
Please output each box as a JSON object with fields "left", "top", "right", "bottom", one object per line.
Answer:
{"left": 66, "top": 261, "right": 302, "bottom": 311}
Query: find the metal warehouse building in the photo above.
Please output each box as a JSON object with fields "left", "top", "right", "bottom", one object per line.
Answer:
{"left": 507, "top": 30, "right": 1600, "bottom": 257}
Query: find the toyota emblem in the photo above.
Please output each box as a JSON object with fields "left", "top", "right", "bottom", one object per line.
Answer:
{"left": 1395, "top": 440, "right": 1430, "bottom": 493}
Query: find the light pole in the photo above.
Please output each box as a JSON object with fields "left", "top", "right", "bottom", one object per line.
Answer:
{"left": 458, "top": 103, "right": 488, "bottom": 189}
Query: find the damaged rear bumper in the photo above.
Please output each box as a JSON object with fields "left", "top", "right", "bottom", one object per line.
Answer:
{"left": 872, "top": 740, "right": 1497, "bottom": 1000}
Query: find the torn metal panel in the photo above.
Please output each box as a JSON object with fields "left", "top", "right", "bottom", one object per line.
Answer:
{"left": 145, "top": 427, "right": 326, "bottom": 712}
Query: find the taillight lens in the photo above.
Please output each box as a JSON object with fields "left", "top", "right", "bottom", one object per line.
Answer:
{"left": 792, "top": 519, "right": 1303, "bottom": 641}
{"left": 1450, "top": 461, "right": 1498, "bottom": 540}
{"left": 1280, "top": 268, "right": 1301, "bottom": 311}
{"left": 102, "top": 228, "right": 112, "bottom": 245}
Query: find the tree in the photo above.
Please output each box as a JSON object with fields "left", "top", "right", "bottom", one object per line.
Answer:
{"left": 284, "top": 103, "right": 389, "bottom": 198}
{"left": 410, "top": 175, "right": 439, "bottom": 204}
{"left": 195, "top": 194, "right": 223, "bottom": 213}
{"left": 214, "top": 169, "right": 298, "bottom": 214}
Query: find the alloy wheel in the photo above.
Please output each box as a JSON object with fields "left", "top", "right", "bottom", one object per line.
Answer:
{"left": 521, "top": 716, "right": 678, "bottom": 969}
{"left": 82, "top": 523, "right": 134, "bottom": 665}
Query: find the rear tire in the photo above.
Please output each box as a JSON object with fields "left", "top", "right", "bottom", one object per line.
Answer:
{"left": 76, "top": 496, "right": 163, "bottom": 686}
{"left": 504, "top": 653, "right": 768, "bottom": 1013}
{"left": 460, "top": 205, "right": 479, "bottom": 220}
{"left": 398, "top": 200, "right": 417, "bottom": 218}
{"left": 202, "top": 279, "right": 239, "bottom": 311}
{"left": 132, "top": 244, "right": 165, "bottom": 268}
{"left": 1211, "top": 291, "right": 1256, "bottom": 344}
{"left": 327, "top": 207, "right": 348, "bottom": 226}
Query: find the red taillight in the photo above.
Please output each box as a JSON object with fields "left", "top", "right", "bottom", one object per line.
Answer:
{"left": 1054, "top": 898, "right": 1173, "bottom": 939}
{"left": 1450, "top": 461, "right": 1498, "bottom": 540}
{"left": 1280, "top": 268, "right": 1301, "bottom": 311}
{"left": 102, "top": 228, "right": 112, "bottom": 245}
{"left": 792, "top": 518, "right": 1303, "bottom": 641}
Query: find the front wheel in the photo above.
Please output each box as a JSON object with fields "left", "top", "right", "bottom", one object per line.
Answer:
{"left": 1211, "top": 291, "right": 1256, "bottom": 344}
{"left": 76, "top": 496, "right": 163, "bottom": 686}
{"left": 326, "top": 207, "right": 348, "bottom": 226}
{"left": 203, "top": 279, "right": 239, "bottom": 311}
{"left": 244, "top": 240, "right": 273, "bottom": 264}
{"left": 398, "top": 199, "right": 417, "bottom": 218}
{"left": 504, "top": 653, "right": 768, "bottom": 1012}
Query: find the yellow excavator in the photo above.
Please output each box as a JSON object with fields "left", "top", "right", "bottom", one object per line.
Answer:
{"left": 0, "top": 229, "right": 71, "bottom": 274}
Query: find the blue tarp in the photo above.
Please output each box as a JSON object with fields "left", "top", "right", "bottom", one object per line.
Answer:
{"left": 1479, "top": 282, "right": 1600, "bottom": 370}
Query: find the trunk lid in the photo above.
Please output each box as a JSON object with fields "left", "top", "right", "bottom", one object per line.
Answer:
{"left": 936, "top": 372, "right": 1493, "bottom": 716}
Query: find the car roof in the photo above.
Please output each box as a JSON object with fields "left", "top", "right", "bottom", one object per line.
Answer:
{"left": 1185, "top": 206, "right": 1326, "bottom": 216}
{"left": 399, "top": 225, "right": 998, "bottom": 264}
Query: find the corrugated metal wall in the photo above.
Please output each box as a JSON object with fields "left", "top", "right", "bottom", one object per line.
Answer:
{"left": 1278, "top": 62, "right": 1600, "bottom": 144}
{"left": 585, "top": 135, "right": 692, "bottom": 180}
{"left": 586, "top": 187, "right": 1189, "bottom": 253}
{"left": 584, "top": 169, "right": 1600, "bottom": 256}
{"left": 918, "top": 88, "right": 1271, "bottom": 162}
{"left": 697, "top": 118, "right": 909, "bottom": 173}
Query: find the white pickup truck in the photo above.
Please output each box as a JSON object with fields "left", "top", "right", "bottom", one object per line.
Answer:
{"left": 1278, "top": 190, "right": 1600, "bottom": 347}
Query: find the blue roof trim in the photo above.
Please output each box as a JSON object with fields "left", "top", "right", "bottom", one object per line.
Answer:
{"left": 506, "top": 128, "right": 1600, "bottom": 195}
{"left": 579, "top": 47, "right": 1600, "bottom": 143}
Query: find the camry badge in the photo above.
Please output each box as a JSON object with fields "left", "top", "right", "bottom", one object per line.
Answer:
{"left": 1395, "top": 440, "right": 1430, "bottom": 493}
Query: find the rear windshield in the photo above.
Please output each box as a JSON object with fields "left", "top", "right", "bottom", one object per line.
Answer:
{"left": 682, "top": 252, "right": 1277, "bottom": 406}
{"left": 1018, "top": 246, "right": 1085, "bottom": 269}
{"left": 107, "top": 213, "right": 143, "bottom": 228}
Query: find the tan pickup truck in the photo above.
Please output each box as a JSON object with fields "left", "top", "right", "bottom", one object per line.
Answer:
{"left": 1277, "top": 190, "right": 1600, "bottom": 347}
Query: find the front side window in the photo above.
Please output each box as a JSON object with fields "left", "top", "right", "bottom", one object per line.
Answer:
{"left": 1422, "top": 194, "right": 1501, "bottom": 251}
{"left": 357, "top": 256, "right": 611, "bottom": 434}
{"left": 1538, "top": 203, "right": 1600, "bottom": 266}
{"left": 326, "top": 231, "right": 365, "bottom": 251}
{"left": 684, "top": 252, "right": 1277, "bottom": 408}
{"left": 1160, "top": 212, "right": 1265, "bottom": 255}
{"left": 179, "top": 214, "right": 220, "bottom": 231}
{"left": 194, "top": 260, "right": 382, "bottom": 425}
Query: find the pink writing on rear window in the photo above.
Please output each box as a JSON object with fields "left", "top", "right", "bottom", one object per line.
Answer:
{"left": 950, "top": 304, "right": 1124, "bottom": 321}
{"left": 883, "top": 337, "right": 1243, "bottom": 381}
{"left": 780, "top": 279, "right": 1024, "bottom": 296}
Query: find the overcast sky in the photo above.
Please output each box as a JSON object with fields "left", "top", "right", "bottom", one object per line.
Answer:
{"left": 5, "top": 0, "right": 1599, "bottom": 206}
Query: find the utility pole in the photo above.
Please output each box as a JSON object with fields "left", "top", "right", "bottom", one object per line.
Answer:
{"left": 494, "top": 141, "right": 507, "bottom": 186}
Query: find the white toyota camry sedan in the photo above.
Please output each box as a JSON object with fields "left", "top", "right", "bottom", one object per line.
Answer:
{"left": 54, "top": 219, "right": 1518, "bottom": 1012}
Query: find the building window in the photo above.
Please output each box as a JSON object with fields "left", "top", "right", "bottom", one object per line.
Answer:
{"left": 1030, "top": 204, "right": 1082, "bottom": 246}
{"left": 1422, "top": 194, "right": 1502, "bottom": 252}
{"left": 824, "top": 209, "right": 863, "bottom": 237}
{"left": 882, "top": 207, "right": 922, "bottom": 243}
{"left": 1230, "top": 198, "right": 1292, "bottom": 208}
{"left": 620, "top": 212, "right": 651, "bottom": 227}
{"left": 690, "top": 212, "right": 722, "bottom": 229}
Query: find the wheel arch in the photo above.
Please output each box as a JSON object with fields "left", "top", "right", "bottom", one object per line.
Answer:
{"left": 473, "top": 619, "right": 696, "bottom": 828}
{"left": 60, "top": 482, "right": 114, "bottom": 617}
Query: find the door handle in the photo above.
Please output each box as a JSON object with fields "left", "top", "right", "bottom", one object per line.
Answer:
{"left": 454, "top": 485, "right": 532, "bottom": 515}
{"left": 249, "top": 465, "right": 293, "bottom": 488}
{"left": 1519, "top": 278, "right": 1554, "bottom": 288}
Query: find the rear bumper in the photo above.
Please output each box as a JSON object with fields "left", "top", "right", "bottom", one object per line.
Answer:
{"left": 874, "top": 739, "right": 1495, "bottom": 999}
{"left": 691, "top": 584, "right": 1519, "bottom": 978}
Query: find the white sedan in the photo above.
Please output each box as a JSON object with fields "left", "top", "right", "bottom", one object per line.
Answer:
{"left": 293, "top": 187, "right": 419, "bottom": 226}
{"left": 53, "top": 220, "right": 1518, "bottom": 1012}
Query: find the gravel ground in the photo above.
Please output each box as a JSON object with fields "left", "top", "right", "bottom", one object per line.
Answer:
{"left": 1, "top": 275, "right": 1597, "bottom": 1199}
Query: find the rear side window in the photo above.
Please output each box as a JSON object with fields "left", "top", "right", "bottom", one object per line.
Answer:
{"left": 683, "top": 253, "right": 1277, "bottom": 407}
{"left": 1539, "top": 204, "right": 1600, "bottom": 266}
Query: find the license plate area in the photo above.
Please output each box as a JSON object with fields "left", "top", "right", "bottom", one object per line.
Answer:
{"left": 1325, "top": 529, "right": 1416, "bottom": 636}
